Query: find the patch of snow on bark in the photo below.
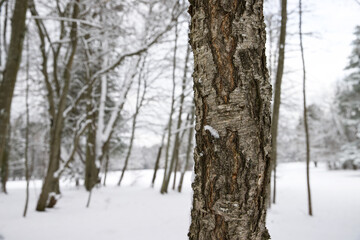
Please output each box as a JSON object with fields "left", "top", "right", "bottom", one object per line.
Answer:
{"left": 204, "top": 125, "right": 219, "bottom": 138}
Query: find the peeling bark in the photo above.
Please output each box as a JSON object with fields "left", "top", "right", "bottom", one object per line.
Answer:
{"left": 188, "top": 0, "right": 272, "bottom": 239}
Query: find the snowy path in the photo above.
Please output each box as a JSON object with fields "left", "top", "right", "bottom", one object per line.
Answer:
{"left": 0, "top": 163, "right": 359, "bottom": 240}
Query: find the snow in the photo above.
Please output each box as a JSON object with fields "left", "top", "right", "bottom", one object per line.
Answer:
{"left": 0, "top": 163, "right": 360, "bottom": 240}
{"left": 267, "top": 163, "right": 360, "bottom": 240}
{"left": 204, "top": 125, "right": 220, "bottom": 138}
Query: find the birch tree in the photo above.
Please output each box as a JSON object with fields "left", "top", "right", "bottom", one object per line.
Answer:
{"left": 188, "top": 0, "right": 272, "bottom": 239}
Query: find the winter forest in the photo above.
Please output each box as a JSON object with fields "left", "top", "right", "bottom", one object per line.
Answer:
{"left": 0, "top": 0, "right": 359, "bottom": 239}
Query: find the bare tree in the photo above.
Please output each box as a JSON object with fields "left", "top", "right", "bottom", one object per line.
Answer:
{"left": 0, "top": 0, "right": 28, "bottom": 192}
{"left": 160, "top": 17, "right": 179, "bottom": 194}
{"left": 299, "top": 0, "right": 313, "bottom": 216}
{"left": 33, "top": 0, "right": 80, "bottom": 211}
{"left": 188, "top": 0, "right": 272, "bottom": 239}
{"left": 151, "top": 125, "right": 167, "bottom": 187}
{"left": 171, "top": 44, "right": 191, "bottom": 190}
{"left": 271, "top": 0, "right": 287, "bottom": 205}
{"left": 177, "top": 105, "right": 194, "bottom": 193}
{"left": 23, "top": 32, "right": 30, "bottom": 217}
{"left": 118, "top": 58, "right": 148, "bottom": 186}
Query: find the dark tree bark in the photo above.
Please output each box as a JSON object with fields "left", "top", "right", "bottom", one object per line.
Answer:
{"left": 299, "top": 0, "right": 313, "bottom": 217}
{"left": 188, "top": 0, "right": 272, "bottom": 239}
{"left": 0, "top": 0, "right": 28, "bottom": 176}
{"left": 271, "top": 0, "right": 287, "bottom": 205}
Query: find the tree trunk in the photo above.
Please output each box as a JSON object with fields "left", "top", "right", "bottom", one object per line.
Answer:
{"left": 85, "top": 85, "right": 98, "bottom": 191}
{"left": 36, "top": 0, "right": 79, "bottom": 211}
{"left": 171, "top": 44, "right": 191, "bottom": 191}
{"left": 117, "top": 114, "right": 137, "bottom": 186}
{"left": 0, "top": 146, "right": 8, "bottom": 193}
{"left": 151, "top": 126, "right": 167, "bottom": 187}
{"left": 118, "top": 68, "right": 146, "bottom": 186}
{"left": 0, "top": 0, "right": 28, "bottom": 170}
{"left": 271, "top": 0, "right": 287, "bottom": 205}
{"left": 23, "top": 33, "right": 30, "bottom": 217}
{"left": 178, "top": 105, "right": 195, "bottom": 193}
{"left": 160, "top": 19, "right": 179, "bottom": 194}
{"left": 299, "top": 0, "right": 313, "bottom": 217}
{"left": 188, "top": 0, "right": 272, "bottom": 239}
{"left": 103, "top": 152, "right": 109, "bottom": 186}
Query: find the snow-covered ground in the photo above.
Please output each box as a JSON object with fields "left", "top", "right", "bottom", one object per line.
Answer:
{"left": 0, "top": 163, "right": 359, "bottom": 240}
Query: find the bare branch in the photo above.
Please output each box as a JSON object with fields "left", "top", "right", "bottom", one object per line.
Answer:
{"left": 30, "top": 16, "right": 102, "bottom": 28}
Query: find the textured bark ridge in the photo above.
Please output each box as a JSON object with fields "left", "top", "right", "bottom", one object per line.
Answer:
{"left": 188, "top": 0, "right": 272, "bottom": 239}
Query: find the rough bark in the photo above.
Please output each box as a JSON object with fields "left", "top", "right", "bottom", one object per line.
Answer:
{"left": 0, "top": 0, "right": 28, "bottom": 172}
{"left": 299, "top": 0, "right": 312, "bottom": 216}
{"left": 188, "top": 0, "right": 272, "bottom": 239}
{"left": 270, "top": 0, "right": 287, "bottom": 205}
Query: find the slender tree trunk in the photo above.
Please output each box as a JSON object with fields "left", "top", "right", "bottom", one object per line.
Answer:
{"left": 299, "top": 0, "right": 313, "bottom": 217}
{"left": 2, "top": 0, "right": 9, "bottom": 59}
{"left": 160, "top": 20, "right": 179, "bottom": 194}
{"left": 117, "top": 115, "right": 137, "bottom": 186}
{"left": 271, "top": 0, "right": 287, "bottom": 205}
{"left": 171, "top": 44, "right": 191, "bottom": 190}
{"left": 178, "top": 105, "right": 195, "bottom": 193}
{"left": 0, "top": 0, "right": 28, "bottom": 171}
{"left": 23, "top": 33, "right": 30, "bottom": 218}
{"left": 103, "top": 152, "right": 109, "bottom": 186}
{"left": 86, "top": 189, "right": 92, "bottom": 208}
{"left": 118, "top": 65, "right": 147, "bottom": 186}
{"left": 0, "top": 145, "right": 8, "bottom": 193}
{"left": 151, "top": 126, "right": 167, "bottom": 187}
{"left": 173, "top": 112, "right": 191, "bottom": 190}
{"left": 85, "top": 85, "right": 98, "bottom": 191}
{"left": 188, "top": 0, "right": 272, "bottom": 239}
